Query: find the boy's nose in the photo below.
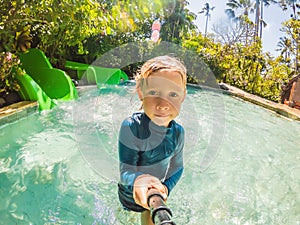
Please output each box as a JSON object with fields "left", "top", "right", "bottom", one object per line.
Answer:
{"left": 156, "top": 98, "right": 170, "bottom": 110}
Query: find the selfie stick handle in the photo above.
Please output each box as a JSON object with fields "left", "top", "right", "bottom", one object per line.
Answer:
{"left": 147, "top": 189, "right": 176, "bottom": 225}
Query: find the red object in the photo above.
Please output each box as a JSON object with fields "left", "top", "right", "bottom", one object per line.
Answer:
{"left": 151, "top": 30, "right": 160, "bottom": 43}
{"left": 151, "top": 20, "right": 161, "bottom": 43}
{"left": 152, "top": 20, "right": 161, "bottom": 31}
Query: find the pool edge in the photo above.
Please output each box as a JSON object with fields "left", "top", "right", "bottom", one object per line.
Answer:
{"left": 187, "top": 83, "right": 300, "bottom": 121}
{"left": 0, "top": 83, "right": 300, "bottom": 124}
{"left": 0, "top": 101, "right": 38, "bottom": 126}
{"left": 220, "top": 83, "right": 300, "bottom": 121}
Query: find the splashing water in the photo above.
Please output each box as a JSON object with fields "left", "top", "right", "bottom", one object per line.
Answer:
{"left": 0, "top": 84, "right": 299, "bottom": 224}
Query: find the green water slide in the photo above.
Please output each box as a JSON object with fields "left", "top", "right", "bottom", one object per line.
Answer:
{"left": 19, "top": 48, "right": 78, "bottom": 102}
{"left": 16, "top": 73, "right": 55, "bottom": 110}
{"left": 65, "top": 60, "right": 129, "bottom": 85}
{"left": 17, "top": 48, "right": 127, "bottom": 110}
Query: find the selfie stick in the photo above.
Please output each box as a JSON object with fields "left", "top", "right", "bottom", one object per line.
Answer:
{"left": 147, "top": 189, "right": 176, "bottom": 225}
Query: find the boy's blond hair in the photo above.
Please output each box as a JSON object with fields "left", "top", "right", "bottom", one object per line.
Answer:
{"left": 135, "top": 55, "right": 187, "bottom": 88}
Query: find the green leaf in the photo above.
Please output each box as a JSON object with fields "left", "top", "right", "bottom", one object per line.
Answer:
{"left": 106, "top": 26, "right": 111, "bottom": 35}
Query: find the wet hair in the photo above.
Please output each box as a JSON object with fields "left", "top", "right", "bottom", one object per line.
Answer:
{"left": 135, "top": 55, "right": 187, "bottom": 89}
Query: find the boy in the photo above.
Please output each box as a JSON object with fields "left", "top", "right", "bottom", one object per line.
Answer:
{"left": 118, "top": 55, "right": 187, "bottom": 225}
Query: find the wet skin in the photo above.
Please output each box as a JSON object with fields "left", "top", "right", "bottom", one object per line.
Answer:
{"left": 138, "top": 70, "right": 186, "bottom": 127}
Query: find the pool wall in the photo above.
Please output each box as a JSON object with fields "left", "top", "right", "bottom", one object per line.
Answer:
{"left": 220, "top": 83, "right": 300, "bottom": 121}
{"left": 1, "top": 83, "right": 300, "bottom": 128}
{"left": 0, "top": 101, "right": 37, "bottom": 127}
{"left": 188, "top": 83, "right": 300, "bottom": 121}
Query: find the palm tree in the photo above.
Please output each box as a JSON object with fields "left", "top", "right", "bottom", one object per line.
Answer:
{"left": 160, "top": 0, "right": 197, "bottom": 43}
{"left": 226, "top": 0, "right": 277, "bottom": 40}
{"left": 277, "top": 36, "right": 292, "bottom": 61}
{"left": 225, "top": 0, "right": 255, "bottom": 44}
{"left": 199, "top": 3, "right": 215, "bottom": 37}
{"left": 254, "top": 0, "right": 260, "bottom": 38}
{"left": 225, "top": 0, "right": 254, "bottom": 19}
{"left": 258, "top": 0, "right": 278, "bottom": 39}
{"left": 280, "top": 1, "right": 300, "bottom": 74}
{"left": 279, "top": 0, "right": 299, "bottom": 19}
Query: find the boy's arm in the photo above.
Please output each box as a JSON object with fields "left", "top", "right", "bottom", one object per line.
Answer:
{"left": 119, "top": 118, "right": 145, "bottom": 190}
{"left": 162, "top": 167, "right": 183, "bottom": 195}
{"left": 162, "top": 128, "right": 184, "bottom": 194}
{"left": 119, "top": 138, "right": 143, "bottom": 190}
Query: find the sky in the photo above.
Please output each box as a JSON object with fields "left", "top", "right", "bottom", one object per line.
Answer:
{"left": 187, "top": 0, "right": 293, "bottom": 56}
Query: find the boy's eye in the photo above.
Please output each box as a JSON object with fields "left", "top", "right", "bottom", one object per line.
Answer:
{"left": 147, "top": 90, "right": 158, "bottom": 96}
{"left": 169, "top": 92, "right": 179, "bottom": 97}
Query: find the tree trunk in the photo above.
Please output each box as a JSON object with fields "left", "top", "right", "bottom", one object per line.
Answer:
{"left": 259, "top": 0, "right": 263, "bottom": 39}
{"left": 254, "top": 0, "right": 260, "bottom": 39}
{"left": 204, "top": 15, "right": 208, "bottom": 37}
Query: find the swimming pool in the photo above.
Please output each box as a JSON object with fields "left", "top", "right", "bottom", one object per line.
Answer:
{"left": 0, "top": 84, "right": 299, "bottom": 224}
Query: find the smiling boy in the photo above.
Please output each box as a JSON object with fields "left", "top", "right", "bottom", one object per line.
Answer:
{"left": 118, "top": 55, "right": 187, "bottom": 225}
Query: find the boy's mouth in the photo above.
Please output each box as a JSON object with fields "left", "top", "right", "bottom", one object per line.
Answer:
{"left": 154, "top": 114, "right": 169, "bottom": 118}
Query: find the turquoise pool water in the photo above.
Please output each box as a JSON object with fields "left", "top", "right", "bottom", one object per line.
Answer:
{"left": 0, "top": 84, "right": 299, "bottom": 224}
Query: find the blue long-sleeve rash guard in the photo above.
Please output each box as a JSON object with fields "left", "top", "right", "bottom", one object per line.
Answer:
{"left": 118, "top": 112, "right": 184, "bottom": 212}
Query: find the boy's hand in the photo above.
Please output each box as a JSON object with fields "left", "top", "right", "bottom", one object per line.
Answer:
{"left": 133, "top": 174, "right": 168, "bottom": 209}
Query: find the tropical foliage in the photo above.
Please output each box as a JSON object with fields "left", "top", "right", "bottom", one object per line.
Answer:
{"left": 183, "top": 32, "right": 291, "bottom": 101}
{"left": 0, "top": 0, "right": 299, "bottom": 104}
{"left": 280, "top": 18, "right": 300, "bottom": 74}
{"left": 0, "top": 52, "right": 24, "bottom": 95}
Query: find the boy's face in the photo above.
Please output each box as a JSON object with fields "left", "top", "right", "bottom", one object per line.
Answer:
{"left": 138, "top": 70, "right": 186, "bottom": 127}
